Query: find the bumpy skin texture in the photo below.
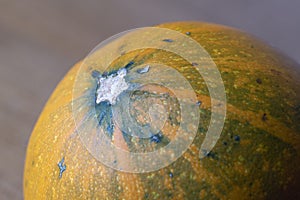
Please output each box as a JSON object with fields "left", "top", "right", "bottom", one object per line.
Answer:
{"left": 24, "top": 22, "right": 300, "bottom": 199}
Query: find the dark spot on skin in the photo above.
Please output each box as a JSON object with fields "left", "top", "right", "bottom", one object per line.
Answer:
{"left": 185, "top": 31, "right": 191, "bottom": 35}
{"left": 144, "top": 193, "right": 149, "bottom": 199}
{"left": 106, "top": 122, "right": 114, "bottom": 136}
{"left": 200, "top": 149, "right": 209, "bottom": 158}
{"left": 256, "top": 78, "right": 262, "bottom": 84}
{"left": 124, "top": 60, "right": 135, "bottom": 70}
{"left": 104, "top": 67, "right": 125, "bottom": 77}
{"left": 217, "top": 103, "right": 222, "bottom": 107}
{"left": 192, "top": 62, "right": 198, "bottom": 66}
{"left": 98, "top": 64, "right": 130, "bottom": 79}
{"left": 169, "top": 172, "right": 174, "bottom": 178}
{"left": 162, "top": 39, "right": 174, "bottom": 43}
{"left": 206, "top": 151, "right": 217, "bottom": 159}
{"left": 58, "top": 157, "right": 66, "bottom": 179}
{"left": 196, "top": 101, "right": 202, "bottom": 106}
{"left": 201, "top": 149, "right": 218, "bottom": 159}
{"left": 262, "top": 113, "right": 267, "bottom": 121}
{"left": 97, "top": 109, "right": 106, "bottom": 126}
{"left": 150, "top": 133, "right": 163, "bottom": 143}
{"left": 91, "top": 70, "right": 101, "bottom": 78}
{"left": 106, "top": 108, "right": 114, "bottom": 137}
{"left": 198, "top": 126, "right": 206, "bottom": 133}
{"left": 233, "top": 135, "right": 240, "bottom": 142}
{"left": 95, "top": 101, "right": 116, "bottom": 137}
{"left": 102, "top": 71, "right": 108, "bottom": 77}
{"left": 121, "top": 130, "right": 132, "bottom": 146}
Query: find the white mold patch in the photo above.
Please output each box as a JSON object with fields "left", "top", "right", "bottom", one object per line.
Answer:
{"left": 96, "top": 68, "right": 129, "bottom": 105}
{"left": 137, "top": 65, "right": 150, "bottom": 74}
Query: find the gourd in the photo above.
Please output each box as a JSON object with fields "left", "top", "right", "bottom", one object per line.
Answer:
{"left": 24, "top": 21, "right": 300, "bottom": 199}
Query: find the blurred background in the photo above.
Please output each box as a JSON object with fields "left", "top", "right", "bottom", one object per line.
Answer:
{"left": 0, "top": 0, "right": 299, "bottom": 199}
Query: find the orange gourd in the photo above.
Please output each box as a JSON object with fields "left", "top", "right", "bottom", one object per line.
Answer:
{"left": 24, "top": 22, "right": 300, "bottom": 199}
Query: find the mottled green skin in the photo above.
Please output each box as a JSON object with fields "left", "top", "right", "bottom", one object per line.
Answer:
{"left": 24, "top": 22, "right": 300, "bottom": 199}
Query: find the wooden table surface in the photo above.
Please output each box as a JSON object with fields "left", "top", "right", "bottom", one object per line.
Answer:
{"left": 1, "top": 1, "right": 299, "bottom": 199}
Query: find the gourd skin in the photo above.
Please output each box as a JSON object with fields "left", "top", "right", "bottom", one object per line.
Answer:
{"left": 24, "top": 22, "right": 300, "bottom": 199}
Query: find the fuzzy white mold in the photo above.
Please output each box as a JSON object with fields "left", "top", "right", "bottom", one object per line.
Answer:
{"left": 96, "top": 68, "right": 129, "bottom": 105}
